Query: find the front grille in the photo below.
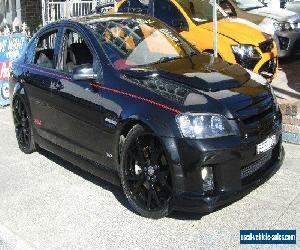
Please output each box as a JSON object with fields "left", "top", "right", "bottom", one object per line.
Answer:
{"left": 241, "top": 151, "right": 272, "bottom": 179}
{"left": 259, "top": 39, "right": 274, "bottom": 53}
{"left": 242, "top": 106, "right": 273, "bottom": 126}
{"left": 278, "top": 36, "right": 290, "bottom": 51}
{"left": 237, "top": 95, "right": 274, "bottom": 124}
{"left": 236, "top": 94, "right": 279, "bottom": 138}
{"left": 258, "top": 58, "right": 277, "bottom": 78}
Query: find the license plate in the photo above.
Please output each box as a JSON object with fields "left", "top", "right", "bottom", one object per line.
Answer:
{"left": 256, "top": 135, "right": 276, "bottom": 155}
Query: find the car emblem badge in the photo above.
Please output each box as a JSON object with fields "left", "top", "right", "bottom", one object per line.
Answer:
{"left": 148, "top": 166, "right": 155, "bottom": 176}
{"left": 33, "top": 119, "right": 42, "bottom": 126}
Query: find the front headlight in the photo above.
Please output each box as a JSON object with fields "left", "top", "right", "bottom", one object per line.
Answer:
{"left": 176, "top": 113, "right": 237, "bottom": 139}
{"left": 231, "top": 45, "right": 261, "bottom": 60}
{"left": 273, "top": 22, "right": 295, "bottom": 32}
{"left": 231, "top": 45, "right": 261, "bottom": 70}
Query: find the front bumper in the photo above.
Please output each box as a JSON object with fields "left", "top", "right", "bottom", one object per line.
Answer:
{"left": 274, "top": 30, "right": 300, "bottom": 57}
{"left": 161, "top": 126, "right": 283, "bottom": 214}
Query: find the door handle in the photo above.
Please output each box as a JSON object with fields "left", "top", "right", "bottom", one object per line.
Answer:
{"left": 53, "top": 81, "right": 64, "bottom": 90}
{"left": 23, "top": 71, "right": 29, "bottom": 79}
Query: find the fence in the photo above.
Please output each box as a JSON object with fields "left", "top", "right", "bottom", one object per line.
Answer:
{"left": 43, "top": 0, "right": 115, "bottom": 25}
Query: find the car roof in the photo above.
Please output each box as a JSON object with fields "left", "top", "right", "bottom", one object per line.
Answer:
{"left": 52, "top": 13, "right": 157, "bottom": 26}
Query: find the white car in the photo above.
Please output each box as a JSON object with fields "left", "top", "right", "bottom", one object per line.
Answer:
{"left": 221, "top": 0, "right": 300, "bottom": 57}
{"left": 285, "top": 1, "right": 300, "bottom": 13}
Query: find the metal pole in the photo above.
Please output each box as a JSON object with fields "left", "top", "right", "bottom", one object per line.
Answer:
{"left": 41, "top": 0, "right": 46, "bottom": 26}
{"left": 213, "top": 0, "right": 218, "bottom": 58}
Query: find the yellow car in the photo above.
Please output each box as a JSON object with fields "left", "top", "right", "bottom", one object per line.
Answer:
{"left": 116, "top": 0, "right": 278, "bottom": 80}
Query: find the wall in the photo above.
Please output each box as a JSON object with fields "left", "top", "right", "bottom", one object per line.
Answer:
{"left": 20, "top": 0, "right": 42, "bottom": 31}
{"left": 279, "top": 100, "right": 300, "bottom": 145}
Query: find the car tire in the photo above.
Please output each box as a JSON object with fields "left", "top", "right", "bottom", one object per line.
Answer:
{"left": 12, "top": 96, "right": 36, "bottom": 154}
{"left": 120, "top": 125, "right": 173, "bottom": 219}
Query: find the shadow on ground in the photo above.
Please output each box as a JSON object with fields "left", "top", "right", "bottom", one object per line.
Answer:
{"left": 279, "top": 56, "right": 300, "bottom": 94}
{"left": 38, "top": 148, "right": 136, "bottom": 213}
{"left": 37, "top": 148, "right": 206, "bottom": 220}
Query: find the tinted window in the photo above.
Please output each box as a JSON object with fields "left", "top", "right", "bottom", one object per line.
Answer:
{"left": 59, "top": 29, "right": 93, "bottom": 73}
{"left": 89, "top": 18, "right": 194, "bottom": 69}
{"left": 33, "top": 30, "right": 58, "bottom": 69}
{"left": 25, "top": 39, "right": 37, "bottom": 64}
{"left": 153, "top": 0, "right": 188, "bottom": 32}
{"left": 175, "top": 0, "right": 226, "bottom": 24}
{"left": 233, "top": 0, "right": 264, "bottom": 11}
{"left": 118, "top": 0, "right": 148, "bottom": 14}
{"left": 219, "top": 0, "right": 236, "bottom": 16}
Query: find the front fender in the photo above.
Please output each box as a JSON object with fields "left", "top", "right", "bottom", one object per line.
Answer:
{"left": 119, "top": 104, "right": 180, "bottom": 138}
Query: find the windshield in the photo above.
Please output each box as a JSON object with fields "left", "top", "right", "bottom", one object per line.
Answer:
{"left": 176, "top": 0, "right": 227, "bottom": 24}
{"left": 88, "top": 17, "right": 195, "bottom": 70}
{"left": 234, "top": 0, "right": 264, "bottom": 11}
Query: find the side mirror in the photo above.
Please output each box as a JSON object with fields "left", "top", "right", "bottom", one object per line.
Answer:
{"left": 73, "top": 64, "right": 97, "bottom": 81}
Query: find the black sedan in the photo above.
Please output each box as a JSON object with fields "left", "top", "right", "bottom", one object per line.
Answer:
{"left": 9, "top": 13, "right": 284, "bottom": 219}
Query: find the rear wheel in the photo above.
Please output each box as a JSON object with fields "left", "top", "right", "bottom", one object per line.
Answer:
{"left": 12, "top": 96, "right": 36, "bottom": 154}
{"left": 120, "top": 125, "right": 173, "bottom": 219}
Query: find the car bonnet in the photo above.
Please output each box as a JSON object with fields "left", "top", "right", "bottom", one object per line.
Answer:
{"left": 121, "top": 54, "right": 271, "bottom": 118}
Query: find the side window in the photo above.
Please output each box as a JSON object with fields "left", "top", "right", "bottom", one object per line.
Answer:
{"left": 60, "top": 29, "right": 93, "bottom": 73}
{"left": 118, "top": 0, "right": 148, "bottom": 14}
{"left": 33, "top": 30, "right": 58, "bottom": 69}
{"left": 219, "top": 0, "right": 236, "bottom": 17}
{"left": 25, "top": 39, "right": 37, "bottom": 64}
{"left": 153, "top": 0, "right": 188, "bottom": 32}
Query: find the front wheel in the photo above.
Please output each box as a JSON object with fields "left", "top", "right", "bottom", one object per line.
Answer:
{"left": 120, "top": 125, "right": 173, "bottom": 219}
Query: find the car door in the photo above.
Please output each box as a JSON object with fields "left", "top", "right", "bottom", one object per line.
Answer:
{"left": 22, "top": 27, "right": 63, "bottom": 142}
{"left": 50, "top": 25, "right": 107, "bottom": 164}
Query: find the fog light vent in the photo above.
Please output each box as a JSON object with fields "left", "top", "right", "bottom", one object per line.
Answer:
{"left": 201, "top": 166, "right": 214, "bottom": 192}
{"left": 278, "top": 36, "right": 290, "bottom": 51}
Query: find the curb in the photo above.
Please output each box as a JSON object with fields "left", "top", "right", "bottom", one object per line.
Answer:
{"left": 278, "top": 99, "right": 300, "bottom": 145}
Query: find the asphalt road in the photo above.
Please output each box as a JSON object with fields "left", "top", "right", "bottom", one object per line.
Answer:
{"left": 0, "top": 107, "right": 299, "bottom": 249}
{"left": 279, "top": 56, "right": 300, "bottom": 93}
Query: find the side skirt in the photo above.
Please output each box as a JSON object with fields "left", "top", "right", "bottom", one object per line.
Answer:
{"left": 35, "top": 134, "right": 121, "bottom": 186}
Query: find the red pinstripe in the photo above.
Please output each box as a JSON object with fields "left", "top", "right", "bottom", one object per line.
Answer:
{"left": 91, "top": 83, "right": 181, "bottom": 115}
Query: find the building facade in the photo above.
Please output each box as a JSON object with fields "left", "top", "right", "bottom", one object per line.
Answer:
{"left": 0, "top": 0, "right": 42, "bottom": 31}
{"left": 0, "top": 0, "right": 114, "bottom": 32}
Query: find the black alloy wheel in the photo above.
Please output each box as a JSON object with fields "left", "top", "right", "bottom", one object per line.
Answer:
{"left": 13, "top": 96, "right": 36, "bottom": 154}
{"left": 120, "top": 125, "right": 173, "bottom": 219}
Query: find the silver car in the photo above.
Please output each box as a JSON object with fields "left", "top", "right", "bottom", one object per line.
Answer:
{"left": 283, "top": 0, "right": 300, "bottom": 13}
{"left": 223, "top": 0, "right": 300, "bottom": 57}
